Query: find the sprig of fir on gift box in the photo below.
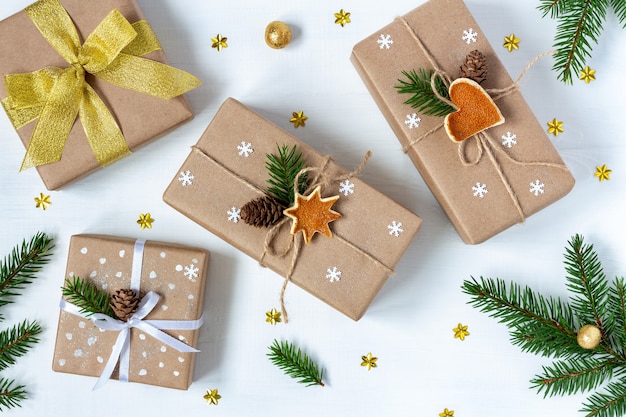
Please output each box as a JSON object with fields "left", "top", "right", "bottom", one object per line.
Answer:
{"left": 0, "top": 232, "right": 53, "bottom": 411}
{"left": 538, "top": 0, "right": 626, "bottom": 84}
{"left": 61, "top": 277, "right": 142, "bottom": 321}
{"left": 462, "top": 234, "right": 626, "bottom": 417}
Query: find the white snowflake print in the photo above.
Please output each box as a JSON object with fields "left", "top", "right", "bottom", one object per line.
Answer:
{"left": 177, "top": 170, "right": 194, "bottom": 187}
{"left": 325, "top": 266, "right": 342, "bottom": 283}
{"left": 339, "top": 179, "right": 355, "bottom": 196}
{"left": 472, "top": 182, "right": 488, "bottom": 198}
{"left": 387, "top": 221, "right": 404, "bottom": 237}
{"left": 376, "top": 34, "right": 393, "bottom": 49}
{"left": 529, "top": 179, "right": 545, "bottom": 196}
{"left": 501, "top": 131, "right": 517, "bottom": 148}
{"left": 237, "top": 141, "right": 254, "bottom": 158}
{"left": 404, "top": 113, "right": 421, "bottom": 129}
{"left": 184, "top": 263, "right": 199, "bottom": 280}
{"left": 462, "top": 28, "right": 478, "bottom": 44}
{"left": 227, "top": 207, "right": 241, "bottom": 223}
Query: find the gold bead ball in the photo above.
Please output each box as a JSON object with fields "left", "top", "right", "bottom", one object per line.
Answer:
{"left": 577, "top": 324, "right": 602, "bottom": 349}
{"left": 265, "top": 21, "right": 292, "bottom": 49}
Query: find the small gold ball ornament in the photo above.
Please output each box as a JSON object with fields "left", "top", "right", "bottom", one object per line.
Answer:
{"left": 265, "top": 21, "right": 292, "bottom": 49}
{"left": 577, "top": 324, "right": 602, "bottom": 349}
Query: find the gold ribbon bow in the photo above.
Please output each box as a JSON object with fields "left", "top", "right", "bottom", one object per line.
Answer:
{"left": 1, "top": 0, "right": 201, "bottom": 171}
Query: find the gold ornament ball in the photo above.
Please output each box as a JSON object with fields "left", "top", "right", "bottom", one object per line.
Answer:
{"left": 577, "top": 324, "right": 602, "bottom": 349}
{"left": 265, "top": 21, "right": 292, "bottom": 49}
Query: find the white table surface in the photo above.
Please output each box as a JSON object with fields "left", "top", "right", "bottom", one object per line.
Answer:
{"left": 1, "top": 0, "right": 625, "bottom": 416}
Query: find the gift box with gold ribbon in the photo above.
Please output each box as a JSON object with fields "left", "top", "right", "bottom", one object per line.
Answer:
{"left": 351, "top": 0, "right": 575, "bottom": 244}
{"left": 0, "top": 0, "right": 201, "bottom": 190}
{"left": 52, "top": 234, "right": 209, "bottom": 390}
{"left": 163, "top": 98, "right": 422, "bottom": 321}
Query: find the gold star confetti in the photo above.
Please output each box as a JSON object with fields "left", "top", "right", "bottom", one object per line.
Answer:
{"left": 137, "top": 212, "right": 155, "bottom": 229}
{"left": 360, "top": 352, "right": 378, "bottom": 370}
{"left": 439, "top": 408, "right": 455, "bottom": 417}
{"left": 289, "top": 110, "right": 308, "bottom": 128}
{"left": 503, "top": 33, "right": 520, "bottom": 52}
{"left": 34, "top": 193, "right": 52, "bottom": 210}
{"left": 265, "top": 308, "right": 282, "bottom": 325}
{"left": 579, "top": 65, "right": 596, "bottom": 84}
{"left": 594, "top": 164, "right": 612, "bottom": 182}
{"left": 547, "top": 118, "right": 564, "bottom": 136}
{"left": 211, "top": 34, "right": 228, "bottom": 51}
{"left": 203, "top": 388, "right": 221, "bottom": 405}
{"left": 334, "top": 9, "right": 351, "bottom": 27}
{"left": 453, "top": 323, "right": 470, "bottom": 341}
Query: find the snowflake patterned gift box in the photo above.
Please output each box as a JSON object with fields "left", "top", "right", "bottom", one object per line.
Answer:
{"left": 351, "top": 0, "right": 575, "bottom": 244}
{"left": 163, "top": 98, "right": 421, "bottom": 321}
{"left": 0, "top": 0, "right": 200, "bottom": 190}
{"left": 52, "top": 234, "right": 209, "bottom": 390}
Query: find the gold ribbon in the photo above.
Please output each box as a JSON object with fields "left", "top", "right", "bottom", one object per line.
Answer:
{"left": 1, "top": 0, "right": 201, "bottom": 171}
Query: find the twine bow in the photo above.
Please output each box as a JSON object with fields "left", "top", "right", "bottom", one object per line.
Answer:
{"left": 1, "top": 0, "right": 201, "bottom": 171}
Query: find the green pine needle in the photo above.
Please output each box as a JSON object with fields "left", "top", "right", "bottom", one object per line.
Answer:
{"left": 0, "top": 378, "right": 27, "bottom": 412}
{"left": 395, "top": 68, "right": 455, "bottom": 117}
{"left": 462, "top": 234, "right": 626, "bottom": 417}
{"left": 267, "top": 339, "right": 324, "bottom": 387}
{"left": 0, "top": 320, "right": 42, "bottom": 373}
{"left": 0, "top": 231, "right": 54, "bottom": 316}
{"left": 61, "top": 276, "right": 115, "bottom": 318}
{"left": 538, "top": 0, "right": 625, "bottom": 84}
{"left": 265, "top": 144, "right": 309, "bottom": 206}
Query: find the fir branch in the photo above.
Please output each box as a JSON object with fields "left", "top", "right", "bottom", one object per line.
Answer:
{"left": 265, "top": 144, "right": 309, "bottom": 206}
{"left": 395, "top": 69, "right": 455, "bottom": 117}
{"left": 581, "top": 377, "right": 626, "bottom": 417}
{"left": 531, "top": 356, "right": 616, "bottom": 397}
{"left": 267, "top": 339, "right": 324, "bottom": 387}
{"left": 565, "top": 234, "right": 610, "bottom": 336}
{"left": 61, "top": 276, "right": 115, "bottom": 318}
{"left": 610, "top": 0, "right": 626, "bottom": 25}
{"left": 607, "top": 277, "right": 626, "bottom": 352}
{"left": 0, "top": 231, "right": 54, "bottom": 314}
{"left": 0, "top": 320, "right": 42, "bottom": 373}
{"left": 0, "top": 378, "right": 27, "bottom": 412}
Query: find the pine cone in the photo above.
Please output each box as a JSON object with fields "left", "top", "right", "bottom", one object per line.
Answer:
{"left": 110, "top": 288, "right": 141, "bottom": 321}
{"left": 240, "top": 196, "right": 285, "bottom": 228}
{"left": 459, "top": 50, "right": 488, "bottom": 84}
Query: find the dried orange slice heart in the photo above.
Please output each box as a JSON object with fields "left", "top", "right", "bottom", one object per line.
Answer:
{"left": 444, "top": 78, "right": 504, "bottom": 143}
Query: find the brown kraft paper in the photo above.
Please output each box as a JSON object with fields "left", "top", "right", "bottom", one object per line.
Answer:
{"left": 52, "top": 234, "right": 209, "bottom": 390}
{"left": 0, "top": 0, "right": 194, "bottom": 190}
{"left": 351, "top": 0, "right": 575, "bottom": 244}
{"left": 163, "top": 98, "right": 422, "bottom": 321}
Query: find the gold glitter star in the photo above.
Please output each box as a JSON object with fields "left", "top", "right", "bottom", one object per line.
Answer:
{"left": 203, "top": 388, "right": 221, "bottom": 405}
{"left": 265, "top": 308, "right": 282, "bottom": 325}
{"left": 453, "top": 323, "right": 470, "bottom": 341}
{"left": 594, "top": 164, "right": 611, "bottom": 182}
{"left": 579, "top": 65, "right": 596, "bottom": 84}
{"left": 439, "top": 408, "right": 455, "bottom": 417}
{"left": 503, "top": 33, "right": 520, "bottom": 52}
{"left": 547, "top": 118, "right": 564, "bottom": 136}
{"left": 137, "top": 212, "right": 155, "bottom": 229}
{"left": 289, "top": 110, "right": 308, "bottom": 128}
{"left": 211, "top": 34, "right": 228, "bottom": 52}
{"left": 361, "top": 352, "right": 378, "bottom": 370}
{"left": 34, "top": 193, "right": 52, "bottom": 210}
{"left": 334, "top": 9, "right": 351, "bottom": 27}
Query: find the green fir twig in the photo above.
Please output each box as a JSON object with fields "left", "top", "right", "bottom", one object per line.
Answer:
{"left": 0, "top": 320, "right": 42, "bottom": 373}
{"left": 61, "top": 276, "right": 115, "bottom": 318}
{"left": 395, "top": 68, "right": 455, "bottom": 117}
{"left": 538, "top": 0, "right": 626, "bottom": 84}
{"left": 0, "top": 378, "right": 27, "bottom": 412}
{"left": 267, "top": 339, "right": 324, "bottom": 387}
{"left": 462, "top": 234, "right": 626, "bottom": 417}
{"left": 265, "top": 144, "right": 309, "bottom": 206}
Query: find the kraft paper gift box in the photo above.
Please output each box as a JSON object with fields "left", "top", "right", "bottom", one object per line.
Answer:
{"left": 0, "top": 0, "right": 200, "bottom": 190}
{"left": 163, "top": 98, "right": 422, "bottom": 321}
{"left": 52, "top": 234, "right": 209, "bottom": 390}
{"left": 351, "top": 0, "right": 575, "bottom": 244}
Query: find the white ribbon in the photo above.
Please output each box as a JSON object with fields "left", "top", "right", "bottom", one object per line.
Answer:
{"left": 59, "top": 239, "right": 203, "bottom": 389}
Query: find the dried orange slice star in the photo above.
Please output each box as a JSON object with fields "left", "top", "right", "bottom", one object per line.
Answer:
{"left": 283, "top": 186, "right": 341, "bottom": 244}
